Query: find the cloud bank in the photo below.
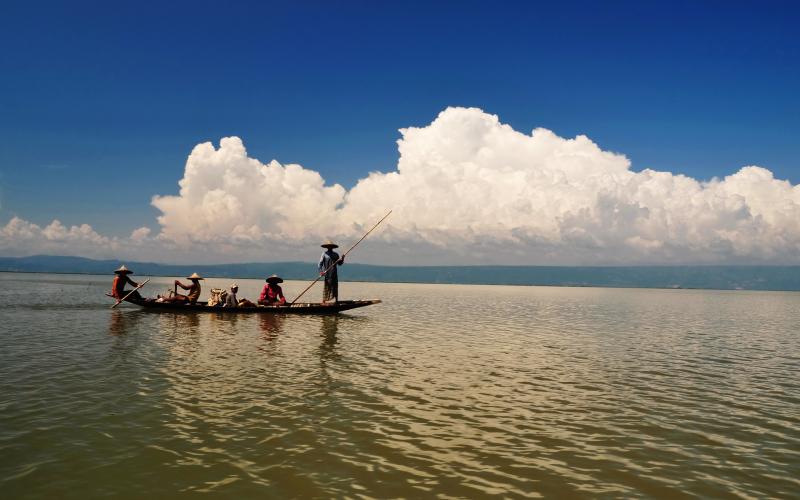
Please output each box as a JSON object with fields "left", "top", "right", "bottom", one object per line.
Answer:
{"left": 3, "top": 107, "right": 800, "bottom": 264}
{"left": 0, "top": 217, "right": 156, "bottom": 260}
{"left": 0, "top": 217, "right": 115, "bottom": 258}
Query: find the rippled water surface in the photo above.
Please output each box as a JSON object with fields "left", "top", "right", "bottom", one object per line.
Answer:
{"left": 1, "top": 272, "right": 798, "bottom": 499}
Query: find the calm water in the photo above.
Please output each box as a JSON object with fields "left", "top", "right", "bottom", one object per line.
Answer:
{"left": 0, "top": 273, "right": 798, "bottom": 499}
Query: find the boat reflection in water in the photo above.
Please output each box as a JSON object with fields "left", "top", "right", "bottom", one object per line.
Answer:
{"left": 102, "top": 302, "right": 383, "bottom": 496}
{"left": 156, "top": 310, "right": 201, "bottom": 337}
{"left": 256, "top": 313, "right": 285, "bottom": 355}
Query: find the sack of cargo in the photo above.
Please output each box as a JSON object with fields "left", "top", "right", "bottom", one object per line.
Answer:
{"left": 207, "top": 288, "right": 227, "bottom": 306}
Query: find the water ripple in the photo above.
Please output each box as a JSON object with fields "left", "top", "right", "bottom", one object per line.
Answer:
{"left": 0, "top": 274, "right": 798, "bottom": 498}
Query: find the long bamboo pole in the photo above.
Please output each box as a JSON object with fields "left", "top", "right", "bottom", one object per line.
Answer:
{"left": 290, "top": 210, "right": 392, "bottom": 305}
{"left": 111, "top": 278, "right": 150, "bottom": 308}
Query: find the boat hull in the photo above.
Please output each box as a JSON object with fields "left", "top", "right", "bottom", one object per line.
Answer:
{"left": 125, "top": 297, "right": 381, "bottom": 314}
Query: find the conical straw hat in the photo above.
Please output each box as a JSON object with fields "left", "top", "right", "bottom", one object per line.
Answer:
{"left": 114, "top": 265, "right": 133, "bottom": 274}
{"left": 321, "top": 240, "right": 339, "bottom": 249}
{"left": 187, "top": 272, "right": 204, "bottom": 280}
{"left": 265, "top": 274, "right": 283, "bottom": 283}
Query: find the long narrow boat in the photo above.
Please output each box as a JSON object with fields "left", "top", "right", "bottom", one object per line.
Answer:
{"left": 124, "top": 297, "right": 381, "bottom": 314}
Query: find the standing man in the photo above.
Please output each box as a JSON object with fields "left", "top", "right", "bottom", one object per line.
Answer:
{"left": 319, "top": 240, "right": 344, "bottom": 303}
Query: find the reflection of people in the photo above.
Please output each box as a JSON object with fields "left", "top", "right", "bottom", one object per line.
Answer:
{"left": 108, "top": 308, "right": 147, "bottom": 343}
{"left": 320, "top": 315, "right": 339, "bottom": 355}
{"left": 158, "top": 309, "right": 200, "bottom": 333}
{"left": 258, "top": 313, "right": 284, "bottom": 337}
{"left": 162, "top": 273, "right": 203, "bottom": 304}
{"left": 109, "top": 309, "right": 125, "bottom": 336}
{"left": 111, "top": 265, "right": 142, "bottom": 301}
{"left": 108, "top": 309, "right": 137, "bottom": 336}
{"left": 107, "top": 310, "right": 146, "bottom": 365}
{"left": 317, "top": 316, "right": 340, "bottom": 381}
{"left": 259, "top": 275, "right": 286, "bottom": 306}
{"left": 319, "top": 241, "right": 344, "bottom": 303}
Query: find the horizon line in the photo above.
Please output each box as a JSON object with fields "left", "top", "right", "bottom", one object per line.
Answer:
{"left": 3, "top": 254, "right": 800, "bottom": 269}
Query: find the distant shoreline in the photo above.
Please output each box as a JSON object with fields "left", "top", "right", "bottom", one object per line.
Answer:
{"left": 2, "top": 255, "right": 800, "bottom": 292}
{"left": 0, "top": 269, "right": 789, "bottom": 294}
{"left": 0, "top": 268, "right": 695, "bottom": 289}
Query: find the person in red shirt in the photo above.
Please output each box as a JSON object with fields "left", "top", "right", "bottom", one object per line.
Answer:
{"left": 259, "top": 275, "right": 287, "bottom": 306}
{"left": 111, "top": 265, "right": 142, "bottom": 301}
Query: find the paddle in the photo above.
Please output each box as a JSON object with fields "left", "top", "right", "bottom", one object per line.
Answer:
{"left": 290, "top": 210, "right": 392, "bottom": 305}
{"left": 111, "top": 278, "right": 150, "bottom": 308}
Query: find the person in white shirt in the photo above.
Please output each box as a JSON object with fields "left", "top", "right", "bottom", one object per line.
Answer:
{"left": 224, "top": 284, "right": 239, "bottom": 307}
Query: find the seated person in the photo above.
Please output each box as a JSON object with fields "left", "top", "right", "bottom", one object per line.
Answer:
{"left": 258, "top": 275, "right": 287, "bottom": 306}
{"left": 162, "top": 273, "right": 203, "bottom": 304}
{"left": 222, "top": 283, "right": 256, "bottom": 308}
{"left": 223, "top": 283, "right": 239, "bottom": 307}
{"left": 111, "top": 265, "right": 142, "bottom": 301}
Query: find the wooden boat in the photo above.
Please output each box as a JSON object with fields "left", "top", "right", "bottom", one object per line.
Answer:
{"left": 124, "top": 297, "right": 381, "bottom": 314}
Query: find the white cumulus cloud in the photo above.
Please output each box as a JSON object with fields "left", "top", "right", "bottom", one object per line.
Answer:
{"left": 146, "top": 107, "right": 800, "bottom": 264}
{"left": 0, "top": 217, "right": 119, "bottom": 258}
{"left": 152, "top": 137, "right": 346, "bottom": 246}
{"left": 129, "top": 227, "right": 152, "bottom": 242}
{"left": 3, "top": 107, "right": 799, "bottom": 265}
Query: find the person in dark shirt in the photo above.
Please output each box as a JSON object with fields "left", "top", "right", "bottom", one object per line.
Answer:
{"left": 319, "top": 240, "right": 344, "bottom": 303}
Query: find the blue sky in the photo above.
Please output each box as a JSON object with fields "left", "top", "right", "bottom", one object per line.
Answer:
{"left": 0, "top": 0, "right": 798, "bottom": 244}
